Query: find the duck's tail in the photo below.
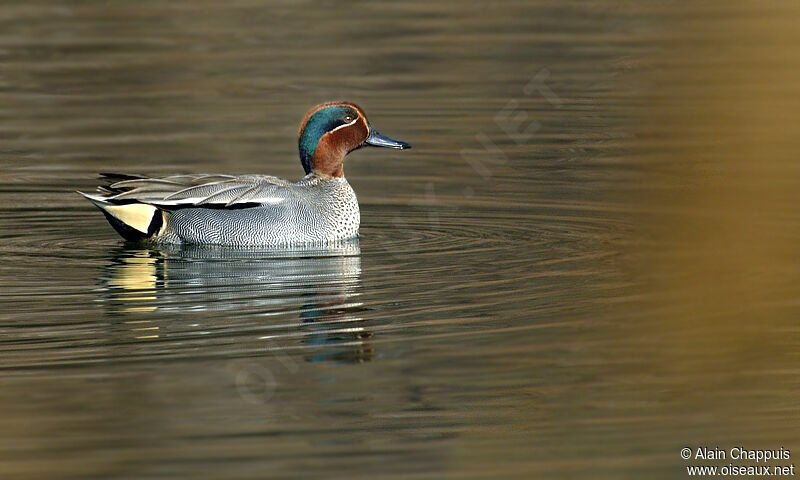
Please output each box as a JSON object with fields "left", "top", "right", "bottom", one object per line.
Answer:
{"left": 78, "top": 191, "right": 164, "bottom": 241}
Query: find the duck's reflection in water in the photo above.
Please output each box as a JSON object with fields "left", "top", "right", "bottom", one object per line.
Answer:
{"left": 99, "top": 240, "right": 372, "bottom": 363}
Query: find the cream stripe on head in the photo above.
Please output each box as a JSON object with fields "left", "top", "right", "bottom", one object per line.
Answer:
{"left": 329, "top": 117, "right": 358, "bottom": 134}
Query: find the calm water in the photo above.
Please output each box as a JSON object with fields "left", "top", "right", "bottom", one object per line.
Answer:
{"left": 1, "top": 1, "right": 799, "bottom": 478}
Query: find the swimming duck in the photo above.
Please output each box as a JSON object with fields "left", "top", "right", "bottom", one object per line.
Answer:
{"left": 79, "top": 102, "right": 410, "bottom": 246}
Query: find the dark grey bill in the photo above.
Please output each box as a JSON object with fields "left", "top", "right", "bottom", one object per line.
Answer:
{"left": 364, "top": 129, "right": 411, "bottom": 149}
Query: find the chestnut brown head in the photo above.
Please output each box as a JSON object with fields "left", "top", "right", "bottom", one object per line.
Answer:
{"left": 298, "top": 102, "right": 410, "bottom": 178}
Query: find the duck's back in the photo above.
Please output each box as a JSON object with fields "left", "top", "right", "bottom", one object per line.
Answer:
{"left": 161, "top": 177, "right": 360, "bottom": 246}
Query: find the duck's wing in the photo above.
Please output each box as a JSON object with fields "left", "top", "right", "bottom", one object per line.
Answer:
{"left": 98, "top": 173, "right": 294, "bottom": 208}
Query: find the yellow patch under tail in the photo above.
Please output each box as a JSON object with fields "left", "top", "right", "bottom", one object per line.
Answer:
{"left": 101, "top": 203, "right": 157, "bottom": 234}
{"left": 79, "top": 192, "right": 160, "bottom": 239}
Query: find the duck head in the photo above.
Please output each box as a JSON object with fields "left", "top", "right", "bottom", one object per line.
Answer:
{"left": 298, "top": 101, "right": 410, "bottom": 178}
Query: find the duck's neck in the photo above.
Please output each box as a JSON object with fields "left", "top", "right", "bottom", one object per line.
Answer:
{"left": 299, "top": 148, "right": 344, "bottom": 177}
{"left": 311, "top": 153, "right": 344, "bottom": 178}
{"left": 299, "top": 126, "right": 347, "bottom": 178}
{"left": 309, "top": 131, "right": 349, "bottom": 178}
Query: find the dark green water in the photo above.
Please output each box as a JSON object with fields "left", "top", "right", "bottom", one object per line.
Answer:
{"left": 1, "top": 1, "right": 799, "bottom": 478}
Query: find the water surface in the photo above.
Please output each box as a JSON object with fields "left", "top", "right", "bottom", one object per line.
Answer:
{"left": 1, "top": 1, "right": 799, "bottom": 479}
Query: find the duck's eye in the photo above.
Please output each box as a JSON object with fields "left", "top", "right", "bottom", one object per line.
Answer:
{"left": 344, "top": 114, "right": 355, "bottom": 123}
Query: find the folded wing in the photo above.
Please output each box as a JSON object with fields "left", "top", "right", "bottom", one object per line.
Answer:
{"left": 98, "top": 173, "right": 293, "bottom": 208}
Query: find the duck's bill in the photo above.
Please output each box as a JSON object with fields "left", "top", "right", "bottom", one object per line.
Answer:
{"left": 365, "top": 129, "right": 411, "bottom": 149}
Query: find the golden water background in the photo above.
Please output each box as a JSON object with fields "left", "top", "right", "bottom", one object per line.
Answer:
{"left": 0, "top": 1, "right": 798, "bottom": 478}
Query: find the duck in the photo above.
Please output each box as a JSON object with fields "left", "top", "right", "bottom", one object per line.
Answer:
{"left": 79, "top": 101, "right": 410, "bottom": 247}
